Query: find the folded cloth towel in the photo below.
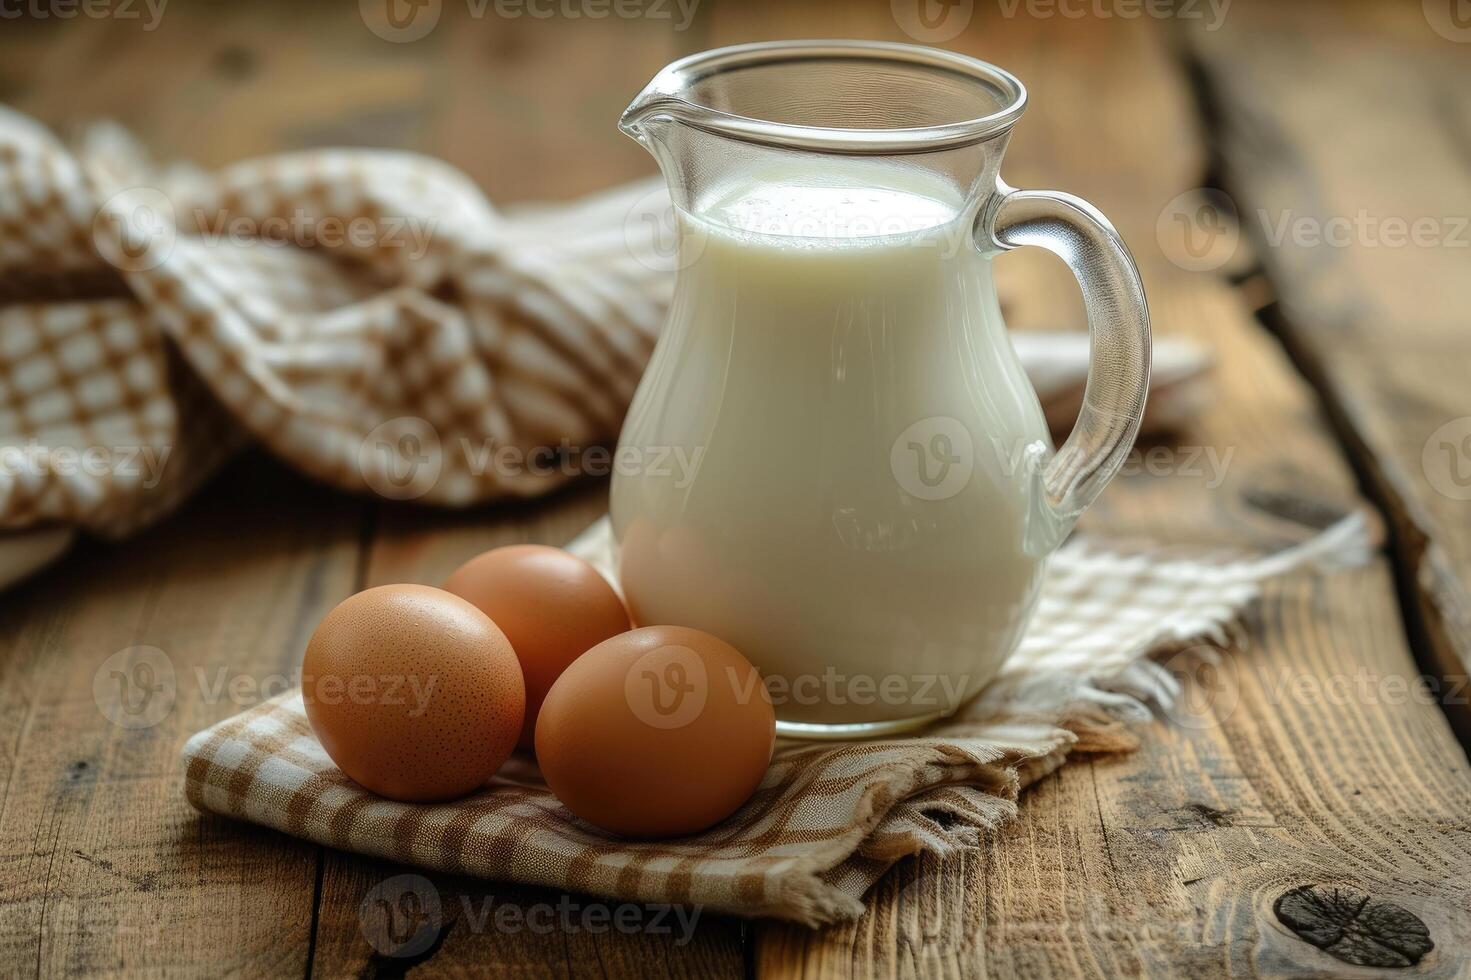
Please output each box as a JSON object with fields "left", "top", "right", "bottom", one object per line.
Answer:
{"left": 180, "top": 513, "right": 1367, "bottom": 926}
{"left": 0, "top": 112, "right": 1209, "bottom": 558}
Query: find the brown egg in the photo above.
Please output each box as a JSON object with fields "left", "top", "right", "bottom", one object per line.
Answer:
{"left": 535, "top": 625, "right": 775, "bottom": 837}
{"left": 302, "top": 584, "right": 524, "bottom": 802}
{"left": 444, "top": 544, "right": 631, "bottom": 750}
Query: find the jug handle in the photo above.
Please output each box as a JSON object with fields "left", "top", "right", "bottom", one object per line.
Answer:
{"left": 978, "top": 183, "right": 1152, "bottom": 551}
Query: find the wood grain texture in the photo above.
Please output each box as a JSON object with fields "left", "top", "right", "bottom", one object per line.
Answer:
{"left": 0, "top": 1, "right": 1469, "bottom": 977}
{"left": 1184, "top": 0, "right": 1471, "bottom": 740}
{"left": 0, "top": 457, "right": 362, "bottom": 976}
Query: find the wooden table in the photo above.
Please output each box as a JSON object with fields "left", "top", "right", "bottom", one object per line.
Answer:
{"left": 3, "top": 0, "right": 1469, "bottom": 975}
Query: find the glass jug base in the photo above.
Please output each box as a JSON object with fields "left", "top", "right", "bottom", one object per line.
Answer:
{"left": 775, "top": 711, "right": 948, "bottom": 741}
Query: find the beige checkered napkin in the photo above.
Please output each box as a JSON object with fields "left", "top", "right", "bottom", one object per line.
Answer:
{"left": 0, "top": 108, "right": 669, "bottom": 540}
{"left": 181, "top": 515, "right": 1368, "bottom": 925}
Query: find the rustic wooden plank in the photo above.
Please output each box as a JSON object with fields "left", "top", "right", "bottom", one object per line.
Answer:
{"left": 730, "top": 7, "right": 1471, "bottom": 977}
{"left": 0, "top": 455, "right": 364, "bottom": 976}
{"left": 0, "top": 0, "right": 688, "bottom": 203}
{"left": 430, "top": 4, "right": 697, "bottom": 200}
{"left": 1184, "top": 0, "right": 1471, "bottom": 740}
{"left": 0, "top": 1, "right": 444, "bottom": 169}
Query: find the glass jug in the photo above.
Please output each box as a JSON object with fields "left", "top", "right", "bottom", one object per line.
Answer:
{"left": 611, "top": 41, "right": 1150, "bottom": 738}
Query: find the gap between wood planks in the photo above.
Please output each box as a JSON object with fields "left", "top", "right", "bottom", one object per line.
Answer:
{"left": 1171, "top": 31, "right": 1471, "bottom": 752}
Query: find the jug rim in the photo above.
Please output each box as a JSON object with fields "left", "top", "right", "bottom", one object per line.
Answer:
{"left": 621, "top": 40, "right": 1028, "bottom": 155}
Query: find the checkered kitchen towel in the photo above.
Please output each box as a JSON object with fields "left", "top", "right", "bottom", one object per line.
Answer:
{"left": 0, "top": 107, "right": 670, "bottom": 542}
{"left": 181, "top": 514, "right": 1369, "bottom": 925}
{"left": 0, "top": 109, "right": 1209, "bottom": 573}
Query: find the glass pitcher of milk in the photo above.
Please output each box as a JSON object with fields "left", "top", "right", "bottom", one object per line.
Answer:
{"left": 612, "top": 41, "right": 1151, "bottom": 738}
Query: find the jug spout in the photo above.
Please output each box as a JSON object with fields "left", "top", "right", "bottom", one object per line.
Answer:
{"left": 618, "top": 41, "right": 1028, "bottom": 219}
{"left": 618, "top": 92, "right": 686, "bottom": 146}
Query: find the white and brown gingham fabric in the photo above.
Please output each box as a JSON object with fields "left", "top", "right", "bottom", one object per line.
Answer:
{"left": 0, "top": 109, "right": 1209, "bottom": 554}
{"left": 0, "top": 108, "right": 670, "bottom": 539}
{"left": 182, "top": 514, "right": 1369, "bottom": 925}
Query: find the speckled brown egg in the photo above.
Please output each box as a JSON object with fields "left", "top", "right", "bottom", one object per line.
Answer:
{"left": 302, "top": 584, "right": 524, "bottom": 802}
{"left": 444, "top": 544, "right": 631, "bottom": 750}
{"left": 535, "top": 625, "right": 775, "bottom": 837}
